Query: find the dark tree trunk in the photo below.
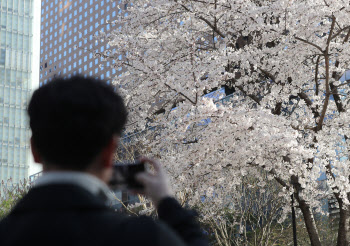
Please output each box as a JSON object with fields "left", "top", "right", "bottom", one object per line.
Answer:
{"left": 297, "top": 198, "right": 322, "bottom": 246}
{"left": 337, "top": 201, "right": 350, "bottom": 246}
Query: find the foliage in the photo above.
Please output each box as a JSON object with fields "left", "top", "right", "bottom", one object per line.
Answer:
{"left": 0, "top": 179, "right": 29, "bottom": 220}
{"left": 97, "top": 1, "right": 350, "bottom": 245}
{"left": 198, "top": 174, "right": 288, "bottom": 246}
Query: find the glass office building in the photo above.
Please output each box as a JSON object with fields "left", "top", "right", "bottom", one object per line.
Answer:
{"left": 39, "top": 0, "right": 127, "bottom": 84}
{"left": 0, "top": 0, "right": 33, "bottom": 183}
{"left": 38, "top": 0, "right": 132, "bottom": 207}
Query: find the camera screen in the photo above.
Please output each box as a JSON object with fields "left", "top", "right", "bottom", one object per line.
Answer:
{"left": 110, "top": 161, "right": 145, "bottom": 189}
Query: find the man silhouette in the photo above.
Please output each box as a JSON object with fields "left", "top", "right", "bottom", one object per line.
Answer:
{"left": 0, "top": 76, "right": 207, "bottom": 246}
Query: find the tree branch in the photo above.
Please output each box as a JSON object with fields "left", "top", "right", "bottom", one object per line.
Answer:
{"left": 294, "top": 36, "right": 323, "bottom": 52}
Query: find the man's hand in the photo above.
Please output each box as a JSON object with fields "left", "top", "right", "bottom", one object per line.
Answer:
{"left": 135, "top": 157, "right": 173, "bottom": 208}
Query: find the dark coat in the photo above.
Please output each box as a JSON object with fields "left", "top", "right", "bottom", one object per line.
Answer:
{"left": 0, "top": 184, "right": 207, "bottom": 246}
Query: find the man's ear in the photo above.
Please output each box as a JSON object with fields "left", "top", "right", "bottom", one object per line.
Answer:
{"left": 30, "top": 138, "right": 42, "bottom": 163}
{"left": 100, "top": 135, "right": 119, "bottom": 168}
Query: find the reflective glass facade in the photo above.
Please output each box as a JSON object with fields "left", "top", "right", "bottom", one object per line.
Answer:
{"left": 40, "top": 0, "right": 127, "bottom": 84}
{"left": 0, "top": 0, "right": 33, "bottom": 182}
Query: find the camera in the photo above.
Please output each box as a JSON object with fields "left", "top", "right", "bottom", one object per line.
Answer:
{"left": 109, "top": 160, "right": 145, "bottom": 189}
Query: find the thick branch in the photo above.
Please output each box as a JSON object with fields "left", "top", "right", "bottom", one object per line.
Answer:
{"left": 315, "top": 55, "right": 321, "bottom": 96}
{"left": 327, "top": 16, "right": 336, "bottom": 45}
{"left": 315, "top": 53, "right": 331, "bottom": 132}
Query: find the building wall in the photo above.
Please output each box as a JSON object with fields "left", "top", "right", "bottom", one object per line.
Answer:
{"left": 0, "top": 0, "right": 34, "bottom": 183}
{"left": 39, "top": 0, "right": 127, "bottom": 84}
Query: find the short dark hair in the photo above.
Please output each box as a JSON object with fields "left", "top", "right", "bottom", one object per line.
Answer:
{"left": 28, "top": 76, "right": 128, "bottom": 170}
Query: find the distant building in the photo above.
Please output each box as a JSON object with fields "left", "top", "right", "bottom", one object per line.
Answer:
{"left": 0, "top": 0, "right": 34, "bottom": 183}
{"left": 39, "top": 0, "right": 128, "bottom": 84}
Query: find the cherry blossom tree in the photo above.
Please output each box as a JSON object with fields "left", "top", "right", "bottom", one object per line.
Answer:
{"left": 98, "top": 1, "right": 350, "bottom": 245}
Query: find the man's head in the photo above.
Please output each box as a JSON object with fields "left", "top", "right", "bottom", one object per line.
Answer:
{"left": 28, "top": 76, "right": 127, "bottom": 173}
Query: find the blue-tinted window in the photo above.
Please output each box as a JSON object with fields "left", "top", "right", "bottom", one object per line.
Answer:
{"left": 95, "top": 68, "right": 98, "bottom": 74}
{"left": 84, "top": 65, "right": 87, "bottom": 71}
